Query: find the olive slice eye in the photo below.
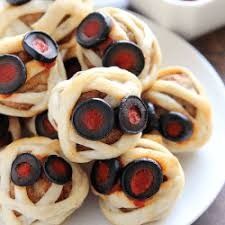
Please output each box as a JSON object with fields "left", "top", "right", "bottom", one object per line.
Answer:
{"left": 35, "top": 111, "right": 58, "bottom": 139}
{"left": 143, "top": 101, "right": 159, "bottom": 134}
{"left": 72, "top": 98, "right": 114, "bottom": 140}
{"left": 121, "top": 159, "right": 163, "bottom": 200}
{"left": 159, "top": 112, "right": 193, "bottom": 142}
{"left": 0, "top": 114, "right": 9, "bottom": 137}
{"left": 102, "top": 41, "right": 145, "bottom": 76}
{"left": 43, "top": 155, "right": 72, "bottom": 185}
{"left": 64, "top": 57, "right": 81, "bottom": 79}
{"left": 23, "top": 31, "right": 58, "bottom": 63}
{"left": 91, "top": 159, "right": 121, "bottom": 194}
{"left": 11, "top": 153, "right": 41, "bottom": 187}
{"left": 0, "top": 54, "right": 27, "bottom": 94}
{"left": 118, "top": 96, "right": 148, "bottom": 134}
{"left": 77, "top": 12, "right": 112, "bottom": 48}
{"left": 7, "top": 0, "right": 31, "bottom": 5}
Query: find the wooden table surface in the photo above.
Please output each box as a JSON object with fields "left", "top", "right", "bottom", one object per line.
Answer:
{"left": 191, "top": 27, "right": 225, "bottom": 225}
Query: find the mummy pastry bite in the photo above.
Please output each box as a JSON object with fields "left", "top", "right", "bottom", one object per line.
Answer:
{"left": 0, "top": 114, "right": 21, "bottom": 149}
{"left": 25, "top": 110, "right": 58, "bottom": 139}
{"left": 76, "top": 7, "right": 161, "bottom": 90}
{"left": 1, "top": 0, "right": 92, "bottom": 40}
{"left": 0, "top": 137, "right": 89, "bottom": 225}
{"left": 48, "top": 67, "right": 146, "bottom": 163}
{"left": 91, "top": 137, "right": 184, "bottom": 225}
{"left": 143, "top": 66, "right": 212, "bottom": 152}
{"left": 0, "top": 31, "right": 66, "bottom": 117}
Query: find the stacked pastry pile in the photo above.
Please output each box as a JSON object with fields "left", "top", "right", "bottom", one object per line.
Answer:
{"left": 0, "top": 1, "right": 212, "bottom": 225}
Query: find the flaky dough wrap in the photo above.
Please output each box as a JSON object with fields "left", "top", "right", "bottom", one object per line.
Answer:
{"left": 48, "top": 67, "right": 143, "bottom": 163}
{"left": 143, "top": 66, "right": 212, "bottom": 152}
{"left": 95, "top": 137, "right": 184, "bottom": 225}
{"left": 76, "top": 7, "right": 161, "bottom": 90}
{"left": 0, "top": 137, "right": 89, "bottom": 225}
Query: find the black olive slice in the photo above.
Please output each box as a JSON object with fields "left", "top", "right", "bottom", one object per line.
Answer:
{"left": 7, "top": 0, "right": 31, "bottom": 5}
{"left": 159, "top": 112, "right": 193, "bottom": 142}
{"left": 43, "top": 155, "right": 72, "bottom": 185}
{"left": 23, "top": 31, "right": 58, "bottom": 63}
{"left": 0, "top": 54, "right": 26, "bottom": 94}
{"left": 76, "top": 12, "right": 112, "bottom": 48}
{"left": 64, "top": 57, "right": 81, "bottom": 79}
{"left": 0, "top": 114, "right": 9, "bottom": 137}
{"left": 35, "top": 111, "right": 58, "bottom": 139}
{"left": 118, "top": 96, "right": 147, "bottom": 134}
{"left": 121, "top": 159, "right": 163, "bottom": 200}
{"left": 11, "top": 153, "right": 41, "bottom": 186}
{"left": 102, "top": 41, "right": 145, "bottom": 76}
{"left": 72, "top": 98, "right": 114, "bottom": 140}
{"left": 0, "top": 132, "right": 12, "bottom": 148}
{"left": 91, "top": 159, "right": 121, "bottom": 194}
{"left": 143, "top": 101, "right": 159, "bottom": 134}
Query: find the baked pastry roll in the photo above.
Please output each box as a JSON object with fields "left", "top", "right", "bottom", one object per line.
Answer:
{"left": 0, "top": 115, "right": 21, "bottom": 149}
{"left": 90, "top": 137, "right": 184, "bottom": 225}
{"left": 0, "top": 137, "right": 89, "bottom": 225}
{"left": 0, "top": 31, "right": 66, "bottom": 117}
{"left": 25, "top": 110, "right": 58, "bottom": 139}
{"left": 49, "top": 67, "right": 146, "bottom": 163}
{"left": 142, "top": 66, "right": 212, "bottom": 152}
{"left": 75, "top": 7, "right": 161, "bottom": 90}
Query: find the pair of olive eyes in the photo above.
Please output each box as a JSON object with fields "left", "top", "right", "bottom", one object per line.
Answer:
{"left": 0, "top": 31, "right": 58, "bottom": 94}
{"left": 91, "top": 158, "right": 164, "bottom": 201}
{"left": 11, "top": 153, "right": 72, "bottom": 187}
{"left": 72, "top": 96, "right": 148, "bottom": 141}
{"left": 144, "top": 102, "right": 193, "bottom": 142}
{"left": 77, "top": 12, "right": 145, "bottom": 76}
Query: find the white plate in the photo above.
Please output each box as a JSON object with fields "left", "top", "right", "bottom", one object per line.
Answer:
{"left": 0, "top": 13, "right": 220, "bottom": 225}
{"left": 63, "top": 14, "right": 225, "bottom": 225}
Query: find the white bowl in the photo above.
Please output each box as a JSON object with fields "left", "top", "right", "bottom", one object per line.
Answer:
{"left": 130, "top": 0, "right": 225, "bottom": 40}
{"left": 95, "top": 0, "right": 129, "bottom": 8}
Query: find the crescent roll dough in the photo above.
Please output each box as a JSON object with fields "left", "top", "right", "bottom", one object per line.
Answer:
{"left": 0, "top": 137, "right": 89, "bottom": 225}
{"left": 0, "top": 33, "right": 66, "bottom": 117}
{"left": 76, "top": 7, "right": 161, "bottom": 90}
{"left": 48, "top": 67, "right": 143, "bottom": 163}
{"left": 94, "top": 137, "right": 184, "bottom": 225}
{"left": 0, "top": 116, "right": 21, "bottom": 149}
{"left": 143, "top": 66, "right": 212, "bottom": 152}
